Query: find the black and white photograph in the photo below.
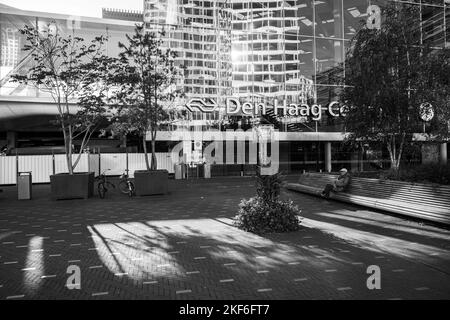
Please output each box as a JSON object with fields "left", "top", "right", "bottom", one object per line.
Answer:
{"left": 0, "top": 0, "right": 449, "bottom": 311}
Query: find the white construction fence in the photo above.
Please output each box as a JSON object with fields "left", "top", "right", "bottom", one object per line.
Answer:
{"left": 0, "top": 153, "right": 174, "bottom": 185}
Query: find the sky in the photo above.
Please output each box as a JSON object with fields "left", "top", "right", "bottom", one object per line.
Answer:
{"left": 0, "top": 0, "right": 143, "bottom": 18}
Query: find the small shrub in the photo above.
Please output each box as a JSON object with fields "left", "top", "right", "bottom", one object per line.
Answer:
{"left": 348, "top": 164, "right": 450, "bottom": 185}
{"left": 234, "top": 172, "right": 303, "bottom": 234}
{"left": 234, "top": 197, "right": 302, "bottom": 234}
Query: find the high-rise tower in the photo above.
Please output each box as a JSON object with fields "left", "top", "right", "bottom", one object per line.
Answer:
{"left": 143, "top": 1, "right": 233, "bottom": 128}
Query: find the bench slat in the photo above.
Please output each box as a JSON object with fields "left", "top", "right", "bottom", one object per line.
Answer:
{"left": 299, "top": 182, "right": 450, "bottom": 203}
{"left": 286, "top": 173, "right": 450, "bottom": 225}
{"left": 299, "top": 175, "right": 450, "bottom": 201}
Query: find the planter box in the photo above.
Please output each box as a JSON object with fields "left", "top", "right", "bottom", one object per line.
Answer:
{"left": 134, "top": 170, "right": 168, "bottom": 196}
{"left": 50, "top": 172, "right": 94, "bottom": 200}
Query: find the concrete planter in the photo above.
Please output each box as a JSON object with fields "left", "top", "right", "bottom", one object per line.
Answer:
{"left": 134, "top": 170, "right": 168, "bottom": 196}
{"left": 50, "top": 172, "right": 94, "bottom": 200}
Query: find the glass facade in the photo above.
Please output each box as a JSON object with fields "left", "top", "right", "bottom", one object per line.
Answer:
{"left": 0, "top": 1, "right": 448, "bottom": 133}
{"left": 143, "top": 0, "right": 233, "bottom": 128}
{"left": 142, "top": 0, "right": 449, "bottom": 133}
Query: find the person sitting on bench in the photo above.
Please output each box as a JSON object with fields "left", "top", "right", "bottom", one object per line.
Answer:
{"left": 321, "top": 168, "right": 351, "bottom": 198}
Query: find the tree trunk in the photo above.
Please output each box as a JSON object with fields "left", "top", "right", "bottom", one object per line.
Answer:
{"left": 68, "top": 133, "right": 74, "bottom": 175}
{"left": 391, "top": 159, "right": 400, "bottom": 171}
{"left": 73, "top": 128, "right": 91, "bottom": 172}
{"left": 151, "top": 139, "right": 157, "bottom": 171}
{"left": 68, "top": 138, "right": 74, "bottom": 175}
{"left": 59, "top": 97, "right": 74, "bottom": 175}
{"left": 386, "top": 135, "right": 405, "bottom": 173}
{"left": 63, "top": 129, "right": 73, "bottom": 175}
{"left": 65, "top": 99, "right": 74, "bottom": 175}
{"left": 387, "top": 145, "right": 398, "bottom": 172}
{"left": 142, "top": 136, "right": 151, "bottom": 171}
{"left": 147, "top": 126, "right": 158, "bottom": 171}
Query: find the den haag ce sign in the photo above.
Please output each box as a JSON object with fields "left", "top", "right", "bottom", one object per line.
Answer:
{"left": 185, "top": 98, "right": 347, "bottom": 121}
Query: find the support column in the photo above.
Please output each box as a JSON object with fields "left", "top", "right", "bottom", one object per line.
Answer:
{"left": 7, "top": 131, "right": 17, "bottom": 151}
{"left": 440, "top": 143, "right": 448, "bottom": 165}
{"left": 325, "top": 142, "right": 332, "bottom": 173}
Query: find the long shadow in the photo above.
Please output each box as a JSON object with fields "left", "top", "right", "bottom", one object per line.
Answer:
{"left": 0, "top": 177, "right": 449, "bottom": 300}
{"left": 85, "top": 217, "right": 450, "bottom": 299}
{"left": 283, "top": 188, "right": 450, "bottom": 244}
{"left": 1, "top": 209, "right": 449, "bottom": 300}
{"left": 317, "top": 210, "right": 450, "bottom": 238}
{"left": 79, "top": 219, "right": 365, "bottom": 299}
{"left": 89, "top": 225, "right": 126, "bottom": 275}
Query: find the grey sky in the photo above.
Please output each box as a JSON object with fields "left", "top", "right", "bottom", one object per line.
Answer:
{"left": 0, "top": 0, "right": 143, "bottom": 18}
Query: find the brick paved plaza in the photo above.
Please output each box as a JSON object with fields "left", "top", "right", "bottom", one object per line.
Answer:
{"left": 0, "top": 177, "right": 449, "bottom": 300}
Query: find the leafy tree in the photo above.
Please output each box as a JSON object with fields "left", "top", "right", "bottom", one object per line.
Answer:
{"left": 12, "top": 23, "right": 112, "bottom": 174}
{"left": 109, "top": 24, "right": 183, "bottom": 171}
{"left": 341, "top": 3, "right": 450, "bottom": 171}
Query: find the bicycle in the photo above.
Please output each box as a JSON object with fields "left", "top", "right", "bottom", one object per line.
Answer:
{"left": 118, "top": 170, "right": 135, "bottom": 198}
{"left": 96, "top": 170, "right": 115, "bottom": 199}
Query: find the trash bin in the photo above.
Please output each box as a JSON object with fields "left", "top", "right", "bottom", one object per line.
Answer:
{"left": 175, "top": 164, "right": 183, "bottom": 180}
{"left": 174, "top": 164, "right": 184, "bottom": 180}
{"left": 17, "top": 172, "right": 32, "bottom": 200}
{"left": 204, "top": 164, "right": 211, "bottom": 179}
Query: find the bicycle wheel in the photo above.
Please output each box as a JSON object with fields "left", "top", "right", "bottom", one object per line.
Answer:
{"left": 98, "top": 184, "right": 106, "bottom": 199}
{"left": 128, "top": 181, "right": 135, "bottom": 198}
{"left": 118, "top": 180, "right": 129, "bottom": 195}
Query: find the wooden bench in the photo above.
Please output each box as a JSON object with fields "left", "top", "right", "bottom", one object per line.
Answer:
{"left": 285, "top": 172, "right": 450, "bottom": 226}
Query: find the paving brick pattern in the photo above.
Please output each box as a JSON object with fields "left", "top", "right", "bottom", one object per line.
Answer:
{"left": 0, "top": 177, "right": 449, "bottom": 300}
